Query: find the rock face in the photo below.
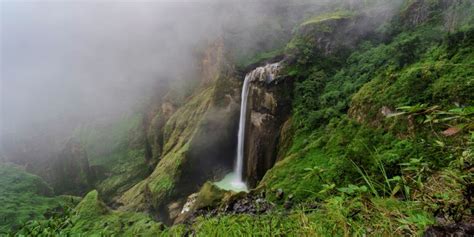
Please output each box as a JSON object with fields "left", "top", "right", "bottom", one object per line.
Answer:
{"left": 117, "top": 41, "right": 241, "bottom": 224}
{"left": 291, "top": 11, "right": 386, "bottom": 58}
{"left": 50, "top": 140, "right": 95, "bottom": 195}
{"left": 1, "top": 135, "right": 95, "bottom": 195}
{"left": 243, "top": 63, "right": 293, "bottom": 187}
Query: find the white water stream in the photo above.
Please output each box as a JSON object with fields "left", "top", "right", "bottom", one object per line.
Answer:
{"left": 215, "top": 63, "right": 280, "bottom": 192}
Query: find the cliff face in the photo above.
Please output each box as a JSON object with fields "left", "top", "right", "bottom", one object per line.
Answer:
{"left": 243, "top": 67, "right": 293, "bottom": 187}
{"left": 1, "top": 135, "right": 95, "bottom": 196}
{"left": 116, "top": 41, "right": 241, "bottom": 223}
{"left": 50, "top": 140, "right": 94, "bottom": 195}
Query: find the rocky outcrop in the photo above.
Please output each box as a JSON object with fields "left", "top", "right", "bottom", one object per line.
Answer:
{"left": 243, "top": 63, "right": 293, "bottom": 187}
{"left": 49, "top": 140, "right": 95, "bottom": 195}
{"left": 290, "top": 10, "right": 390, "bottom": 59}
{"left": 146, "top": 100, "right": 176, "bottom": 169}
{"left": 116, "top": 41, "right": 242, "bottom": 225}
{"left": 1, "top": 134, "right": 95, "bottom": 196}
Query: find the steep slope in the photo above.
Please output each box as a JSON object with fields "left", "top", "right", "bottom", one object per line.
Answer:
{"left": 73, "top": 114, "right": 152, "bottom": 202}
{"left": 116, "top": 42, "right": 242, "bottom": 224}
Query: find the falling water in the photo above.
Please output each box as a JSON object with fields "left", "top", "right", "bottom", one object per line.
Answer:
{"left": 231, "top": 72, "right": 252, "bottom": 189}
{"left": 216, "top": 62, "right": 281, "bottom": 192}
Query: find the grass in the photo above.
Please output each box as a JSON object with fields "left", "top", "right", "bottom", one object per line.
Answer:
{"left": 187, "top": 197, "right": 433, "bottom": 237}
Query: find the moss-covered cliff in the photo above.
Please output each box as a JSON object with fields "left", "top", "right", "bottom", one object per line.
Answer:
{"left": 116, "top": 41, "right": 242, "bottom": 224}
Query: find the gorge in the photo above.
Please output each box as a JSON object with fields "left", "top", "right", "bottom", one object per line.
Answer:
{"left": 1, "top": 0, "right": 473, "bottom": 236}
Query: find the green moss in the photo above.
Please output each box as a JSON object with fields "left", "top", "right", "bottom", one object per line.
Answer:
{"left": 96, "top": 148, "right": 149, "bottom": 200}
{"left": 119, "top": 88, "right": 214, "bottom": 210}
{"left": 299, "top": 10, "right": 356, "bottom": 28}
{"left": 257, "top": 8, "right": 472, "bottom": 235}
{"left": 68, "top": 192, "right": 164, "bottom": 236}
{"left": 74, "top": 190, "right": 109, "bottom": 219}
{"left": 73, "top": 114, "right": 151, "bottom": 201}
{"left": 193, "top": 182, "right": 227, "bottom": 210}
{"left": 74, "top": 114, "right": 143, "bottom": 166}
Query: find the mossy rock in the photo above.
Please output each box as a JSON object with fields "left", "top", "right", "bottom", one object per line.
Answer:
{"left": 74, "top": 190, "right": 109, "bottom": 219}
{"left": 299, "top": 10, "right": 356, "bottom": 29}
{"left": 193, "top": 182, "right": 227, "bottom": 210}
{"left": 118, "top": 88, "right": 214, "bottom": 211}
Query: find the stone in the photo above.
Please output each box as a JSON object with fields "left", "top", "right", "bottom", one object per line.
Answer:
{"left": 167, "top": 201, "right": 182, "bottom": 221}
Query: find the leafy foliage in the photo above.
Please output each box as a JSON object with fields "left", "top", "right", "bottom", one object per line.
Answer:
{"left": 260, "top": 2, "right": 473, "bottom": 235}
{"left": 0, "top": 163, "right": 79, "bottom": 234}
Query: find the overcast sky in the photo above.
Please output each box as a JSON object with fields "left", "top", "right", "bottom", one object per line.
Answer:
{"left": 1, "top": 1, "right": 231, "bottom": 136}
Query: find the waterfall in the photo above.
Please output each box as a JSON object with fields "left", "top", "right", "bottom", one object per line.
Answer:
{"left": 233, "top": 73, "right": 251, "bottom": 186}
{"left": 232, "top": 62, "right": 281, "bottom": 189}
{"left": 215, "top": 62, "right": 280, "bottom": 192}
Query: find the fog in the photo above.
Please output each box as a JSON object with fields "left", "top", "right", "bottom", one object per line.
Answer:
{"left": 0, "top": 0, "right": 401, "bottom": 161}
{"left": 1, "top": 1, "right": 311, "bottom": 139}
{"left": 1, "top": 1, "right": 226, "bottom": 137}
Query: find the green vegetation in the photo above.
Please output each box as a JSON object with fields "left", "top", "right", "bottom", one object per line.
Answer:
{"left": 0, "top": 162, "right": 79, "bottom": 234}
{"left": 14, "top": 190, "right": 166, "bottom": 236}
{"left": 189, "top": 198, "right": 433, "bottom": 236}
{"left": 74, "top": 114, "right": 143, "bottom": 166}
{"left": 258, "top": 0, "right": 473, "bottom": 234}
{"left": 236, "top": 48, "right": 285, "bottom": 69}
{"left": 73, "top": 114, "right": 151, "bottom": 201}
{"left": 299, "top": 10, "right": 356, "bottom": 28}
{"left": 4, "top": 0, "right": 473, "bottom": 236}
{"left": 119, "top": 87, "right": 214, "bottom": 211}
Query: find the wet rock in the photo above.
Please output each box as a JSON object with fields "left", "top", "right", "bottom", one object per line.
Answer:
{"left": 192, "top": 191, "right": 274, "bottom": 220}
{"left": 173, "top": 193, "right": 198, "bottom": 225}
{"left": 226, "top": 193, "right": 274, "bottom": 214}
{"left": 181, "top": 193, "right": 199, "bottom": 214}
{"left": 244, "top": 62, "right": 293, "bottom": 187}
{"left": 424, "top": 221, "right": 474, "bottom": 237}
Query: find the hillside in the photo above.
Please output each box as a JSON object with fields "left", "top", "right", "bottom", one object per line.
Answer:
{"left": 2, "top": 0, "right": 473, "bottom": 236}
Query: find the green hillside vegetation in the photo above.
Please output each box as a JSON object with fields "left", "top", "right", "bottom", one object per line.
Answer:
{"left": 0, "top": 162, "right": 79, "bottom": 234}
{"left": 5, "top": 0, "right": 474, "bottom": 236}
{"left": 73, "top": 114, "right": 151, "bottom": 201}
